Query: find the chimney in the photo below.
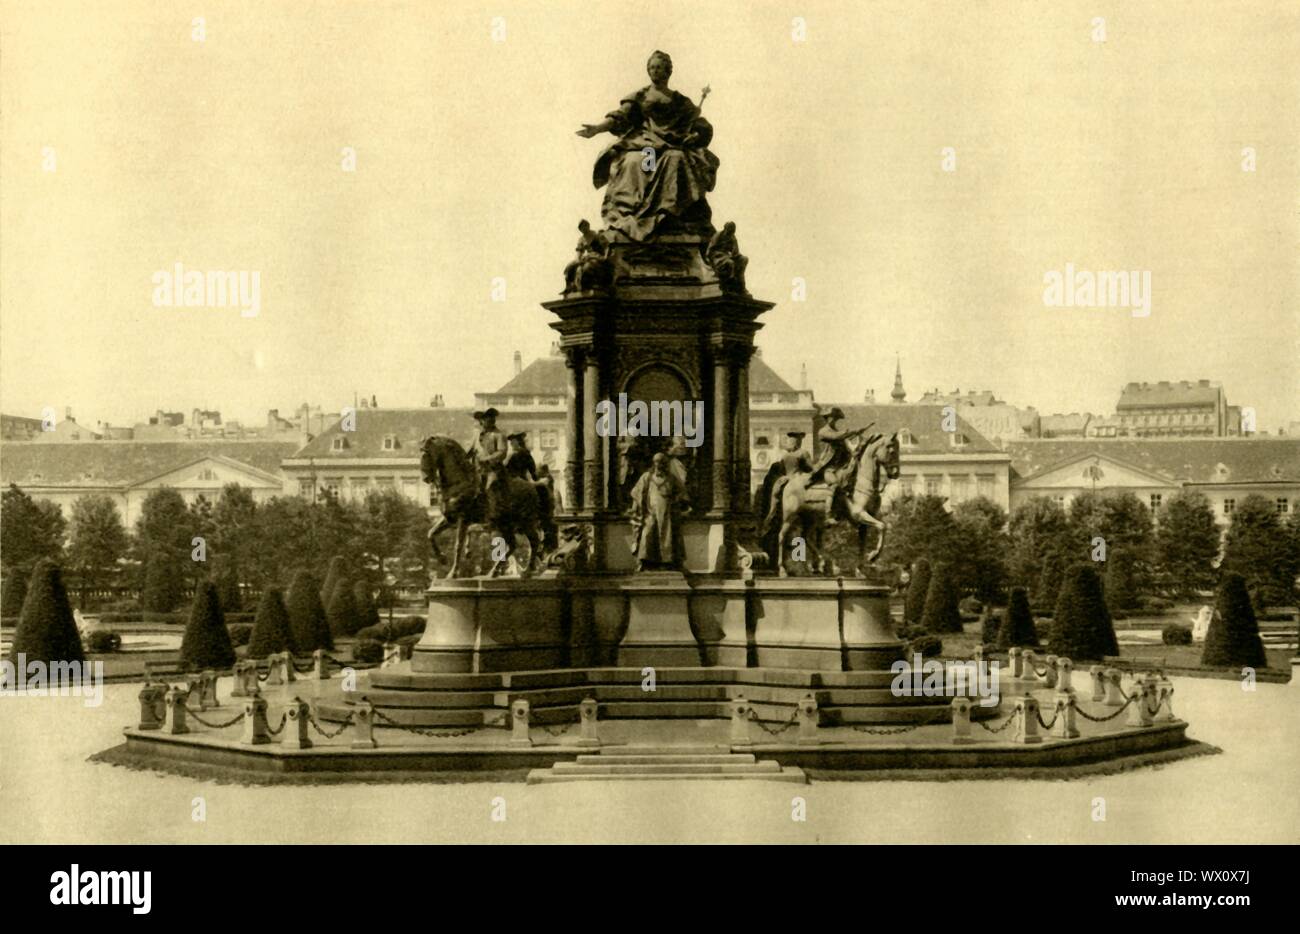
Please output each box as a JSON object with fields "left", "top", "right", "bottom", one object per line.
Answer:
{"left": 513, "top": 351, "right": 523, "bottom": 376}
{"left": 863, "top": 388, "right": 875, "bottom": 403}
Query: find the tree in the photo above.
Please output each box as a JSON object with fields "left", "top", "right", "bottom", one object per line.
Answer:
{"left": 352, "top": 580, "right": 381, "bottom": 633}
{"left": 1, "top": 572, "right": 28, "bottom": 619}
{"left": 904, "top": 558, "right": 931, "bottom": 624}
{"left": 186, "top": 494, "right": 217, "bottom": 587}
{"left": 133, "top": 488, "right": 194, "bottom": 598}
{"left": 951, "top": 496, "right": 1009, "bottom": 603}
{"left": 359, "top": 489, "right": 418, "bottom": 588}
{"left": 919, "top": 563, "right": 962, "bottom": 634}
{"left": 996, "top": 586, "right": 1039, "bottom": 649}
{"left": 1069, "top": 491, "right": 1155, "bottom": 590}
{"left": 65, "top": 495, "right": 129, "bottom": 608}
{"left": 1155, "top": 490, "right": 1221, "bottom": 597}
{"left": 211, "top": 484, "right": 258, "bottom": 582}
{"left": 180, "top": 580, "right": 237, "bottom": 670}
{"left": 141, "top": 549, "right": 186, "bottom": 613}
{"left": 326, "top": 578, "right": 362, "bottom": 638}
{"left": 1051, "top": 564, "right": 1118, "bottom": 661}
{"left": 1220, "top": 495, "right": 1297, "bottom": 609}
{"left": 247, "top": 587, "right": 295, "bottom": 658}
{"left": 880, "top": 494, "right": 961, "bottom": 572}
{"left": 321, "top": 555, "right": 348, "bottom": 607}
{"left": 10, "top": 559, "right": 83, "bottom": 663}
{"left": 286, "top": 570, "right": 333, "bottom": 651}
{"left": 0, "top": 484, "right": 66, "bottom": 578}
{"left": 1103, "top": 547, "right": 1140, "bottom": 614}
{"left": 1202, "top": 573, "right": 1268, "bottom": 668}
{"left": 1008, "top": 496, "right": 1072, "bottom": 601}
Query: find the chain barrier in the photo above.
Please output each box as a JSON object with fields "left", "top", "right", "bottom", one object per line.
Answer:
{"left": 1030, "top": 663, "right": 1050, "bottom": 678}
{"left": 255, "top": 669, "right": 271, "bottom": 683}
{"left": 535, "top": 718, "right": 577, "bottom": 737}
{"left": 1035, "top": 705, "right": 1060, "bottom": 730}
{"left": 1145, "top": 692, "right": 1165, "bottom": 717}
{"left": 308, "top": 713, "right": 355, "bottom": 739}
{"left": 321, "top": 653, "right": 350, "bottom": 669}
{"left": 370, "top": 707, "right": 507, "bottom": 738}
{"left": 747, "top": 705, "right": 802, "bottom": 736}
{"left": 975, "top": 709, "right": 1019, "bottom": 734}
{"left": 265, "top": 712, "right": 289, "bottom": 737}
{"left": 291, "top": 657, "right": 318, "bottom": 674}
{"left": 184, "top": 708, "right": 248, "bottom": 730}
{"left": 851, "top": 705, "right": 950, "bottom": 735}
{"left": 1074, "top": 694, "right": 1135, "bottom": 723}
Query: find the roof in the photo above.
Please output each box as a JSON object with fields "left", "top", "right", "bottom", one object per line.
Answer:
{"left": 1117, "top": 381, "right": 1222, "bottom": 410}
{"left": 1006, "top": 439, "right": 1300, "bottom": 484}
{"left": 0, "top": 441, "right": 301, "bottom": 487}
{"left": 823, "top": 404, "right": 1003, "bottom": 455}
{"left": 749, "top": 356, "right": 799, "bottom": 394}
{"left": 1040, "top": 413, "right": 1092, "bottom": 432}
{"left": 290, "top": 408, "right": 479, "bottom": 459}
{"left": 490, "top": 357, "right": 567, "bottom": 395}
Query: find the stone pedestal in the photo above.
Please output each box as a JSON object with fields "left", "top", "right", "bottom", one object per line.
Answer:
{"left": 617, "top": 572, "right": 699, "bottom": 668}
{"left": 414, "top": 578, "right": 566, "bottom": 674}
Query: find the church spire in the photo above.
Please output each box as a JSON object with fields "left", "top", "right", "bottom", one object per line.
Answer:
{"left": 891, "top": 354, "right": 907, "bottom": 403}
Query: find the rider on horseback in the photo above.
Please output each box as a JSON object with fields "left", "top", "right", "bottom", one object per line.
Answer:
{"left": 468, "top": 408, "right": 507, "bottom": 515}
{"left": 807, "top": 406, "right": 866, "bottom": 488}
{"left": 761, "top": 431, "right": 813, "bottom": 536}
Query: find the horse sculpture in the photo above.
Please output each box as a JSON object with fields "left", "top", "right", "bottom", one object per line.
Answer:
{"left": 770, "top": 432, "right": 900, "bottom": 577}
{"left": 419, "top": 435, "right": 552, "bottom": 578}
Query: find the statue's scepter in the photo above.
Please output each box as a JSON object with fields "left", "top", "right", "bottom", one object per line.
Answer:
{"left": 686, "top": 85, "right": 711, "bottom": 139}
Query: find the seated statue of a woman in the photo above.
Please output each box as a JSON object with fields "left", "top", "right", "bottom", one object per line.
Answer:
{"left": 576, "top": 51, "right": 719, "bottom": 242}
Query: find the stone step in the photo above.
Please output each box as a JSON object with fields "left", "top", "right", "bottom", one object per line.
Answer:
{"left": 551, "top": 760, "right": 782, "bottom": 775}
{"left": 590, "top": 744, "right": 730, "bottom": 756}
{"left": 577, "top": 753, "right": 756, "bottom": 765}
{"left": 527, "top": 766, "right": 807, "bottom": 784}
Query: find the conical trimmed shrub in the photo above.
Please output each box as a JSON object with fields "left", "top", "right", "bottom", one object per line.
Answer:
{"left": 920, "top": 563, "right": 963, "bottom": 634}
{"left": 905, "top": 558, "right": 931, "bottom": 624}
{"left": 996, "top": 587, "right": 1039, "bottom": 649}
{"left": 352, "top": 580, "right": 380, "bottom": 635}
{"left": 326, "top": 580, "right": 360, "bottom": 639}
{"left": 1, "top": 573, "right": 28, "bottom": 620}
{"left": 247, "top": 587, "right": 295, "bottom": 659}
{"left": 287, "top": 570, "right": 333, "bottom": 651}
{"left": 1051, "top": 564, "right": 1118, "bottom": 661}
{"left": 1202, "top": 573, "right": 1268, "bottom": 669}
{"left": 10, "top": 559, "right": 84, "bottom": 663}
{"left": 180, "top": 580, "right": 236, "bottom": 670}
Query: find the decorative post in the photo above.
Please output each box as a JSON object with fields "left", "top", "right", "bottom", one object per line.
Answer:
{"left": 950, "top": 696, "right": 974, "bottom": 745}
{"left": 137, "top": 684, "right": 164, "bottom": 730}
{"left": 281, "top": 651, "right": 297, "bottom": 683}
{"left": 729, "top": 695, "right": 751, "bottom": 747}
{"left": 1022, "top": 649, "right": 1038, "bottom": 680}
{"left": 1054, "top": 657, "right": 1074, "bottom": 695}
{"left": 1089, "top": 665, "right": 1106, "bottom": 702}
{"left": 1053, "top": 694, "right": 1080, "bottom": 739}
{"left": 1103, "top": 668, "right": 1125, "bottom": 707}
{"left": 510, "top": 699, "right": 532, "bottom": 747}
{"left": 313, "top": 649, "right": 328, "bottom": 680}
{"left": 712, "top": 353, "right": 731, "bottom": 512}
{"left": 266, "top": 654, "right": 285, "bottom": 685}
{"left": 1041, "top": 654, "right": 1058, "bottom": 688}
{"left": 796, "top": 693, "right": 819, "bottom": 745}
{"left": 1154, "top": 680, "right": 1176, "bottom": 722}
{"left": 201, "top": 670, "right": 219, "bottom": 708}
{"left": 1007, "top": 647, "right": 1022, "bottom": 679}
{"left": 1126, "top": 682, "right": 1153, "bottom": 727}
{"left": 240, "top": 691, "right": 271, "bottom": 745}
{"left": 282, "top": 697, "right": 312, "bottom": 749}
{"left": 164, "top": 687, "right": 189, "bottom": 735}
{"left": 382, "top": 643, "right": 401, "bottom": 668}
{"left": 577, "top": 697, "right": 600, "bottom": 747}
{"left": 1013, "top": 695, "right": 1043, "bottom": 744}
{"left": 351, "top": 699, "right": 377, "bottom": 749}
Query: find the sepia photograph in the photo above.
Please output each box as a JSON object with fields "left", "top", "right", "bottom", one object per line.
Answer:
{"left": 0, "top": 0, "right": 1295, "bottom": 897}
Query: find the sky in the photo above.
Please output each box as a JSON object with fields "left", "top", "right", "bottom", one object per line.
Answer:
{"left": 1, "top": 0, "right": 1297, "bottom": 431}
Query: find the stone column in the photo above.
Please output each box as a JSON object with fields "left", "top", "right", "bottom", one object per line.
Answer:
{"left": 712, "top": 354, "right": 732, "bottom": 512}
{"left": 582, "top": 353, "right": 603, "bottom": 511}
{"left": 564, "top": 350, "right": 582, "bottom": 510}
{"left": 733, "top": 357, "right": 751, "bottom": 511}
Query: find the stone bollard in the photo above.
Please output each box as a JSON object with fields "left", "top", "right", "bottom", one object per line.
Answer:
{"left": 164, "top": 687, "right": 190, "bottom": 734}
{"left": 281, "top": 697, "right": 312, "bottom": 749}
{"left": 797, "top": 693, "right": 819, "bottom": 745}
{"left": 201, "top": 670, "right": 219, "bottom": 708}
{"left": 266, "top": 654, "right": 285, "bottom": 686}
{"left": 280, "top": 651, "right": 297, "bottom": 683}
{"left": 729, "top": 696, "right": 752, "bottom": 747}
{"left": 577, "top": 697, "right": 600, "bottom": 748}
{"left": 1153, "top": 680, "right": 1176, "bottom": 722}
{"left": 1089, "top": 665, "right": 1106, "bottom": 702}
{"left": 1021, "top": 649, "right": 1038, "bottom": 680}
{"left": 1007, "top": 647, "right": 1022, "bottom": 679}
{"left": 137, "top": 684, "right": 165, "bottom": 730}
{"left": 1054, "top": 657, "right": 1075, "bottom": 695}
{"left": 185, "top": 674, "right": 206, "bottom": 711}
{"left": 313, "top": 649, "right": 328, "bottom": 680}
{"left": 351, "top": 699, "right": 377, "bottom": 749}
{"left": 1102, "top": 668, "right": 1126, "bottom": 706}
{"left": 1041, "top": 654, "right": 1058, "bottom": 689}
{"left": 382, "top": 643, "right": 401, "bottom": 668}
{"left": 240, "top": 691, "right": 271, "bottom": 745}
{"left": 950, "top": 696, "right": 974, "bottom": 745}
{"left": 1126, "top": 682, "right": 1153, "bottom": 727}
{"left": 1053, "top": 694, "right": 1080, "bottom": 739}
{"left": 1013, "top": 695, "right": 1044, "bottom": 744}
{"left": 510, "top": 699, "right": 532, "bottom": 747}
{"left": 230, "top": 660, "right": 252, "bottom": 698}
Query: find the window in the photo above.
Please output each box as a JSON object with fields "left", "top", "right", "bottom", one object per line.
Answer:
{"left": 1149, "top": 493, "right": 1162, "bottom": 512}
{"left": 898, "top": 429, "right": 916, "bottom": 447}
{"left": 382, "top": 435, "right": 398, "bottom": 451}
{"left": 402, "top": 478, "right": 420, "bottom": 500}
{"left": 1223, "top": 498, "right": 1235, "bottom": 515}
{"left": 924, "top": 476, "right": 941, "bottom": 496}
{"left": 197, "top": 468, "right": 218, "bottom": 481}
{"left": 1278, "top": 498, "right": 1290, "bottom": 515}
{"left": 375, "top": 476, "right": 396, "bottom": 489}
{"left": 298, "top": 479, "right": 313, "bottom": 498}
{"left": 951, "top": 433, "right": 969, "bottom": 448}
{"left": 950, "top": 475, "right": 970, "bottom": 501}
{"left": 977, "top": 475, "right": 994, "bottom": 499}
{"left": 754, "top": 433, "right": 772, "bottom": 448}
{"left": 540, "top": 429, "right": 559, "bottom": 450}
{"left": 323, "top": 478, "right": 341, "bottom": 498}
{"left": 1052, "top": 494, "right": 1066, "bottom": 506}
{"left": 899, "top": 476, "right": 914, "bottom": 496}
{"left": 331, "top": 437, "right": 348, "bottom": 452}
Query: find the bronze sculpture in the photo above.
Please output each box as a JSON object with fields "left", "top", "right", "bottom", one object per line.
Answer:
{"left": 576, "top": 50, "right": 718, "bottom": 241}
{"left": 706, "top": 221, "right": 748, "bottom": 293}
{"left": 627, "top": 452, "right": 691, "bottom": 570}
{"left": 562, "top": 219, "right": 611, "bottom": 292}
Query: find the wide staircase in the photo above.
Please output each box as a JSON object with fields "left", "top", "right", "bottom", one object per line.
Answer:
{"left": 526, "top": 744, "right": 807, "bottom": 784}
